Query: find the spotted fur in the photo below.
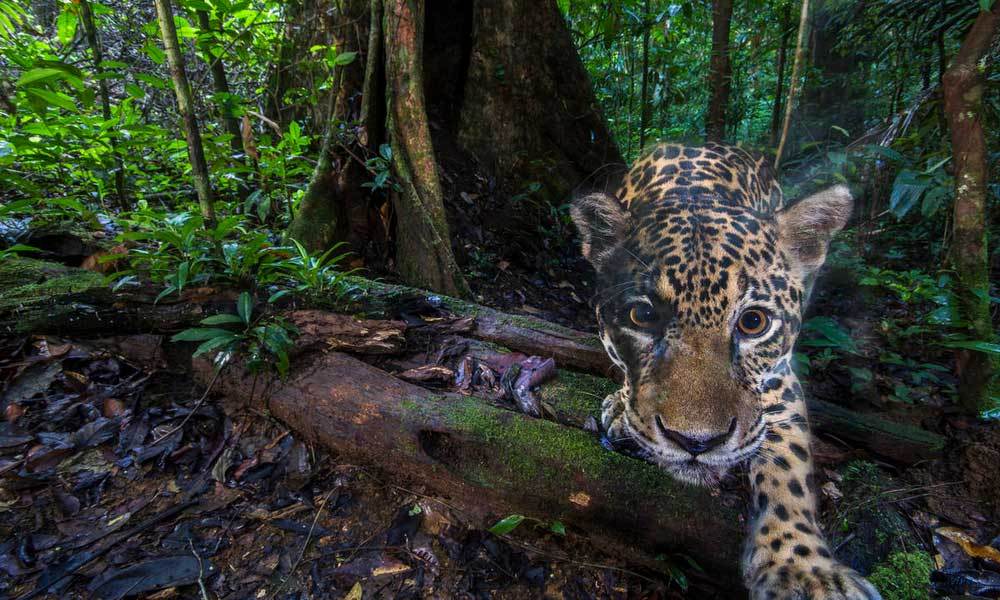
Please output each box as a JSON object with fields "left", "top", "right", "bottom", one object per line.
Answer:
{"left": 572, "top": 143, "right": 880, "bottom": 599}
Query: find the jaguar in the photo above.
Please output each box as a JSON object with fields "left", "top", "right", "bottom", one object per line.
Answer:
{"left": 570, "top": 143, "right": 881, "bottom": 600}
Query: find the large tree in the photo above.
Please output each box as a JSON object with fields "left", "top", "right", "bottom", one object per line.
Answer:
{"left": 285, "top": 0, "right": 622, "bottom": 295}
{"left": 942, "top": 1, "right": 999, "bottom": 413}
{"left": 706, "top": 0, "right": 734, "bottom": 141}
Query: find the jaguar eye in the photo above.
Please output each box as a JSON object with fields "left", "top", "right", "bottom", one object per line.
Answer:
{"left": 628, "top": 303, "right": 657, "bottom": 328}
{"left": 737, "top": 308, "right": 770, "bottom": 337}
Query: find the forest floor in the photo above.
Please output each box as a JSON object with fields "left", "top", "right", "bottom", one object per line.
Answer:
{"left": 2, "top": 168, "right": 1000, "bottom": 599}
{"left": 2, "top": 228, "right": 1000, "bottom": 600}
{"left": 0, "top": 334, "right": 706, "bottom": 599}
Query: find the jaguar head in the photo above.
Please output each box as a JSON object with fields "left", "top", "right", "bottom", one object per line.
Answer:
{"left": 572, "top": 185, "right": 852, "bottom": 485}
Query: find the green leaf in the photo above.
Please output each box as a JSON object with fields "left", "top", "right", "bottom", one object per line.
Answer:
{"left": 192, "top": 333, "right": 240, "bottom": 357}
{"left": 488, "top": 514, "right": 525, "bottom": 536}
{"left": 980, "top": 0, "right": 992, "bottom": 11}
{"left": 124, "top": 83, "right": 145, "bottom": 99}
{"left": 26, "top": 88, "right": 77, "bottom": 112}
{"left": 143, "top": 42, "right": 166, "bottom": 64}
{"left": 17, "top": 68, "right": 67, "bottom": 87}
{"left": 171, "top": 327, "right": 240, "bottom": 342}
{"left": 333, "top": 51, "right": 357, "bottom": 66}
{"left": 237, "top": 291, "right": 253, "bottom": 324}
{"left": 940, "top": 340, "right": 1000, "bottom": 354}
{"left": 200, "top": 313, "right": 244, "bottom": 325}
{"left": 268, "top": 289, "right": 292, "bottom": 303}
{"left": 56, "top": 6, "right": 77, "bottom": 45}
{"left": 549, "top": 521, "right": 566, "bottom": 536}
{"left": 889, "top": 170, "right": 928, "bottom": 219}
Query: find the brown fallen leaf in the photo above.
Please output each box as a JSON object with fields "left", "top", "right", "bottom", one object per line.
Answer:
{"left": 935, "top": 526, "right": 1000, "bottom": 567}
{"left": 372, "top": 557, "right": 411, "bottom": 577}
{"left": 4, "top": 403, "right": 25, "bottom": 422}
{"left": 343, "top": 582, "right": 363, "bottom": 600}
{"left": 103, "top": 398, "right": 125, "bottom": 418}
{"left": 821, "top": 481, "right": 843, "bottom": 502}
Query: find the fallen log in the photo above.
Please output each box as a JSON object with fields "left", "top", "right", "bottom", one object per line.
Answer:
{"left": 0, "top": 258, "right": 239, "bottom": 336}
{"left": 192, "top": 350, "right": 747, "bottom": 584}
{"left": 0, "top": 258, "right": 945, "bottom": 464}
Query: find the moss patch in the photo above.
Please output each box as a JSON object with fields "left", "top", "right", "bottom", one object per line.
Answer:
{"left": 537, "top": 369, "right": 617, "bottom": 423}
{"left": 833, "top": 461, "right": 922, "bottom": 573}
{"left": 0, "top": 258, "right": 105, "bottom": 316}
{"left": 404, "top": 394, "right": 705, "bottom": 513}
{"left": 868, "top": 551, "right": 933, "bottom": 600}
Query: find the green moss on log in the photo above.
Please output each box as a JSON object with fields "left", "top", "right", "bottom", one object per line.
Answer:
{"left": 0, "top": 258, "right": 107, "bottom": 333}
{"left": 537, "top": 369, "right": 617, "bottom": 423}
{"left": 403, "top": 394, "right": 705, "bottom": 512}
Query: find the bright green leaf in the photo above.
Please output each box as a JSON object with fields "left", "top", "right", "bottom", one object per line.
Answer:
{"left": 56, "top": 6, "right": 78, "bottom": 45}
{"left": 237, "top": 292, "right": 253, "bottom": 324}
{"left": 171, "top": 327, "right": 239, "bottom": 342}
{"left": 488, "top": 514, "right": 525, "bottom": 536}
{"left": 201, "top": 313, "right": 245, "bottom": 325}
{"left": 26, "top": 88, "right": 77, "bottom": 112}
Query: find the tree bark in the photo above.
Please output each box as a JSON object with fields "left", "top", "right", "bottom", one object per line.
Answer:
{"left": 706, "top": 0, "right": 734, "bottom": 142}
{"left": 774, "top": 0, "right": 810, "bottom": 172}
{"left": 384, "top": 0, "right": 469, "bottom": 297}
{"left": 452, "top": 0, "right": 623, "bottom": 197}
{"left": 285, "top": 0, "right": 372, "bottom": 254}
{"left": 769, "top": 4, "right": 791, "bottom": 147}
{"left": 942, "top": 2, "right": 999, "bottom": 414}
{"left": 79, "top": 0, "right": 127, "bottom": 209}
{"left": 154, "top": 0, "right": 215, "bottom": 224}
{"left": 195, "top": 10, "right": 243, "bottom": 158}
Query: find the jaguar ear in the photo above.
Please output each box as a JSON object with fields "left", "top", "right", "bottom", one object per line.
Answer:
{"left": 776, "top": 185, "right": 853, "bottom": 274}
{"left": 570, "top": 192, "right": 631, "bottom": 269}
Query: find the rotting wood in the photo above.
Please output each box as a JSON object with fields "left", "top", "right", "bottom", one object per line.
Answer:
{"left": 192, "top": 350, "right": 747, "bottom": 585}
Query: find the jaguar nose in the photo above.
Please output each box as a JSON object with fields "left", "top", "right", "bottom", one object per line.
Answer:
{"left": 655, "top": 416, "right": 737, "bottom": 456}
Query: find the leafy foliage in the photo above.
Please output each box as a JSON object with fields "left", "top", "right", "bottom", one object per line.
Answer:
{"left": 172, "top": 291, "right": 298, "bottom": 375}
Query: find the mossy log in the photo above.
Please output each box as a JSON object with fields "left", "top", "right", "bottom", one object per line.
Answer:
{"left": 0, "top": 259, "right": 945, "bottom": 464}
{"left": 0, "top": 258, "right": 238, "bottom": 336}
{"left": 192, "top": 350, "right": 747, "bottom": 584}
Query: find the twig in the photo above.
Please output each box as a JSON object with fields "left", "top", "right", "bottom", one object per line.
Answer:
{"left": 189, "top": 539, "right": 211, "bottom": 600}
{"left": 268, "top": 489, "right": 335, "bottom": 599}
{"left": 151, "top": 367, "right": 223, "bottom": 445}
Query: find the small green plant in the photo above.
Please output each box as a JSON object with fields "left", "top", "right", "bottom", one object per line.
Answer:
{"left": 487, "top": 514, "right": 566, "bottom": 537}
{"left": 268, "top": 239, "right": 355, "bottom": 303}
{"left": 0, "top": 243, "right": 39, "bottom": 260}
{"left": 868, "top": 551, "right": 933, "bottom": 600}
{"left": 171, "top": 291, "right": 298, "bottom": 376}
{"left": 362, "top": 144, "right": 398, "bottom": 192}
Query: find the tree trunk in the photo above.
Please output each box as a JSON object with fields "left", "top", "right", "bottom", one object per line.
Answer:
{"left": 154, "top": 0, "right": 215, "bottom": 224}
{"left": 705, "top": 0, "right": 734, "bottom": 142}
{"left": 79, "top": 0, "right": 127, "bottom": 209}
{"left": 384, "top": 0, "right": 469, "bottom": 297}
{"left": 774, "top": 0, "right": 810, "bottom": 172}
{"left": 285, "top": 0, "right": 372, "bottom": 254}
{"left": 638, "top": 0, "right": 652, "bottom": 150}
{"left": 769, "top": 4, "right": 791, "bottom": 147}
{"left": 452, "top": 0, "right": 623, "bottom": 197}
{"left": 942, "top": 2, "right": 999, "bottom": 414}
{"left": 195, "top": 10, "right": 243, "bottom": 158}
